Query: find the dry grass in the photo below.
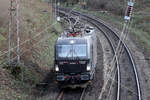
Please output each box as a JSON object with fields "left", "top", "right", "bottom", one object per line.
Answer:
{"left": 0, "top": 0, "right": 60, "bottom": 99}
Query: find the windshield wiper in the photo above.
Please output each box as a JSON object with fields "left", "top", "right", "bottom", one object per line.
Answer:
{"left": 73, "top": 49, "right": 80, "bottom": 60}
{"left": 65, "top": 48, "right": 73, "bottom": 59}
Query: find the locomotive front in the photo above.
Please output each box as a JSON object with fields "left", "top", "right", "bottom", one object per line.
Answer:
{"left": 54, "top": 38, "right": 92, "bottom": 87}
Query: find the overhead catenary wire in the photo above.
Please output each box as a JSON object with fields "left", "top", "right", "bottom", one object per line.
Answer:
{"left": 0, "top": 23, "right": 56, "bottom": 68}
{"left": 110, "top": 0, "right": 135, "bottom": 72}
{"left": 99, "top": 0, "right": 136, "bottom": 99}
{"left": 110, "top": 0, "right": 142, "bottom": 100}
{"left": 57, "top": 3, "right": 141, "bottom": 100}
{"left": 2, "top": 2, "right": 57, "bottom": 66}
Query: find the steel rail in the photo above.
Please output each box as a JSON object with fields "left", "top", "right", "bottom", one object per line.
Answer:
{"left": 57, "top": 9, "right": 120, "bottom": 100}
{"left": 77, "top": 11, "right": 141, "bottom": 100}
{"left": 76, "top": 11, "right": 141, "bottom": 100}
{"left": 57, "top": 88, "right": 86, "bottom": 100}
{"left": 92, "top": 21, "right": 120, "bottom": 100}
{"left": 57, "top": 90, "right": 64, "bottom": 100}
{"left": 80, "top": 88, "right": 86, "bottom": 100}
{"left": 85, "top": 13, "right": 142, "bottom": 100}
{"left": 57, "top": 8, "right": 141, "bottom": 100}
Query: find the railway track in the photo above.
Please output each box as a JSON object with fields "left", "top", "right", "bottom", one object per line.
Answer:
{"left": 57, "top": 88, "right": 86, "bottom": 100}
{"left": 57, "top": 8, "right": 142, "bottom": 100}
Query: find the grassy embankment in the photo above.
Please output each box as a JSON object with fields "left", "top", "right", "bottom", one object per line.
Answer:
{"left": 0, "top": 0, "right": 62, "bottom": 99}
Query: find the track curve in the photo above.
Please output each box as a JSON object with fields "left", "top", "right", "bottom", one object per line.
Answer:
{"left": 57, "top": 8, "right": 142, "bottom": 100}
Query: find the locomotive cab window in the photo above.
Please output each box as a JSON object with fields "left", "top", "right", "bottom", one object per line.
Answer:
{"left": 56, "top": 44, "right": 87, "bottom": 59}
{"left": 57, "top": 45, "right": 72, "bottom": 58}
{"left": 73, "top": 44, "right": 87, "bottom": 57}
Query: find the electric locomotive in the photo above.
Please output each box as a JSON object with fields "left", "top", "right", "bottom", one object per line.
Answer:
{"left": 54, "top": 25, "right": 97, "bottom": 88}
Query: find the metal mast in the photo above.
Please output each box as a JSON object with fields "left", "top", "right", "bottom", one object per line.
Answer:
{"left": 16, "top": 0, "right": 20, "bottom": 64}
{"left": 111, "top": 0, "right": 134, "bottom": 67}
{"left": 8, "top": 0, "right": 20, "bottom": 65}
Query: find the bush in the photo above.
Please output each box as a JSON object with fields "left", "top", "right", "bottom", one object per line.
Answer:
{"left": 87, "top": 0, "right": 125, "bottom": 16}
{"left": 87, "top": 0, "right": 107, "bottom": 9}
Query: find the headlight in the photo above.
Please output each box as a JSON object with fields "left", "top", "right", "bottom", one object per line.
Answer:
{"left": 87, "top": 65, "right": 91, "bottom": 71}
{"left": 55, "top": 65, "right": 59, "bottom": 72}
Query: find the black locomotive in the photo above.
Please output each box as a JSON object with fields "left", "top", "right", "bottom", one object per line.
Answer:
{"left": 54, "top": 25, "right": 97, "bottom": 88}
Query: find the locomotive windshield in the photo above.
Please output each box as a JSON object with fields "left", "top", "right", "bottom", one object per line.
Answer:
{"left": 56, "top": 44, "right": 87, "bottom": 59}
{"left": 73, "top": 44, "right": 87, "bottom": 57}
{"left": 57, "top": 45, "right": 72, "bottom": 58}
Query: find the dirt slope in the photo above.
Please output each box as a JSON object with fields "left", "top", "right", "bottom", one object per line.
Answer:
{"left": 0, "top": 0, "right": 55, "bottom": 100}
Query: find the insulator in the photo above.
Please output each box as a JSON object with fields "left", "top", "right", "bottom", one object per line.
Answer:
{"left": 124, "top": 2, "right": 134, "bottom": 21}
{"left": 126, "top": 6, "right": 132, "bottom": 17}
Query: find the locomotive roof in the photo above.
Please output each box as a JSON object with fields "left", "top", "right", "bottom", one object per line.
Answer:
{"left": 56, "top": 37, "right": 87, "bottom": 45}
